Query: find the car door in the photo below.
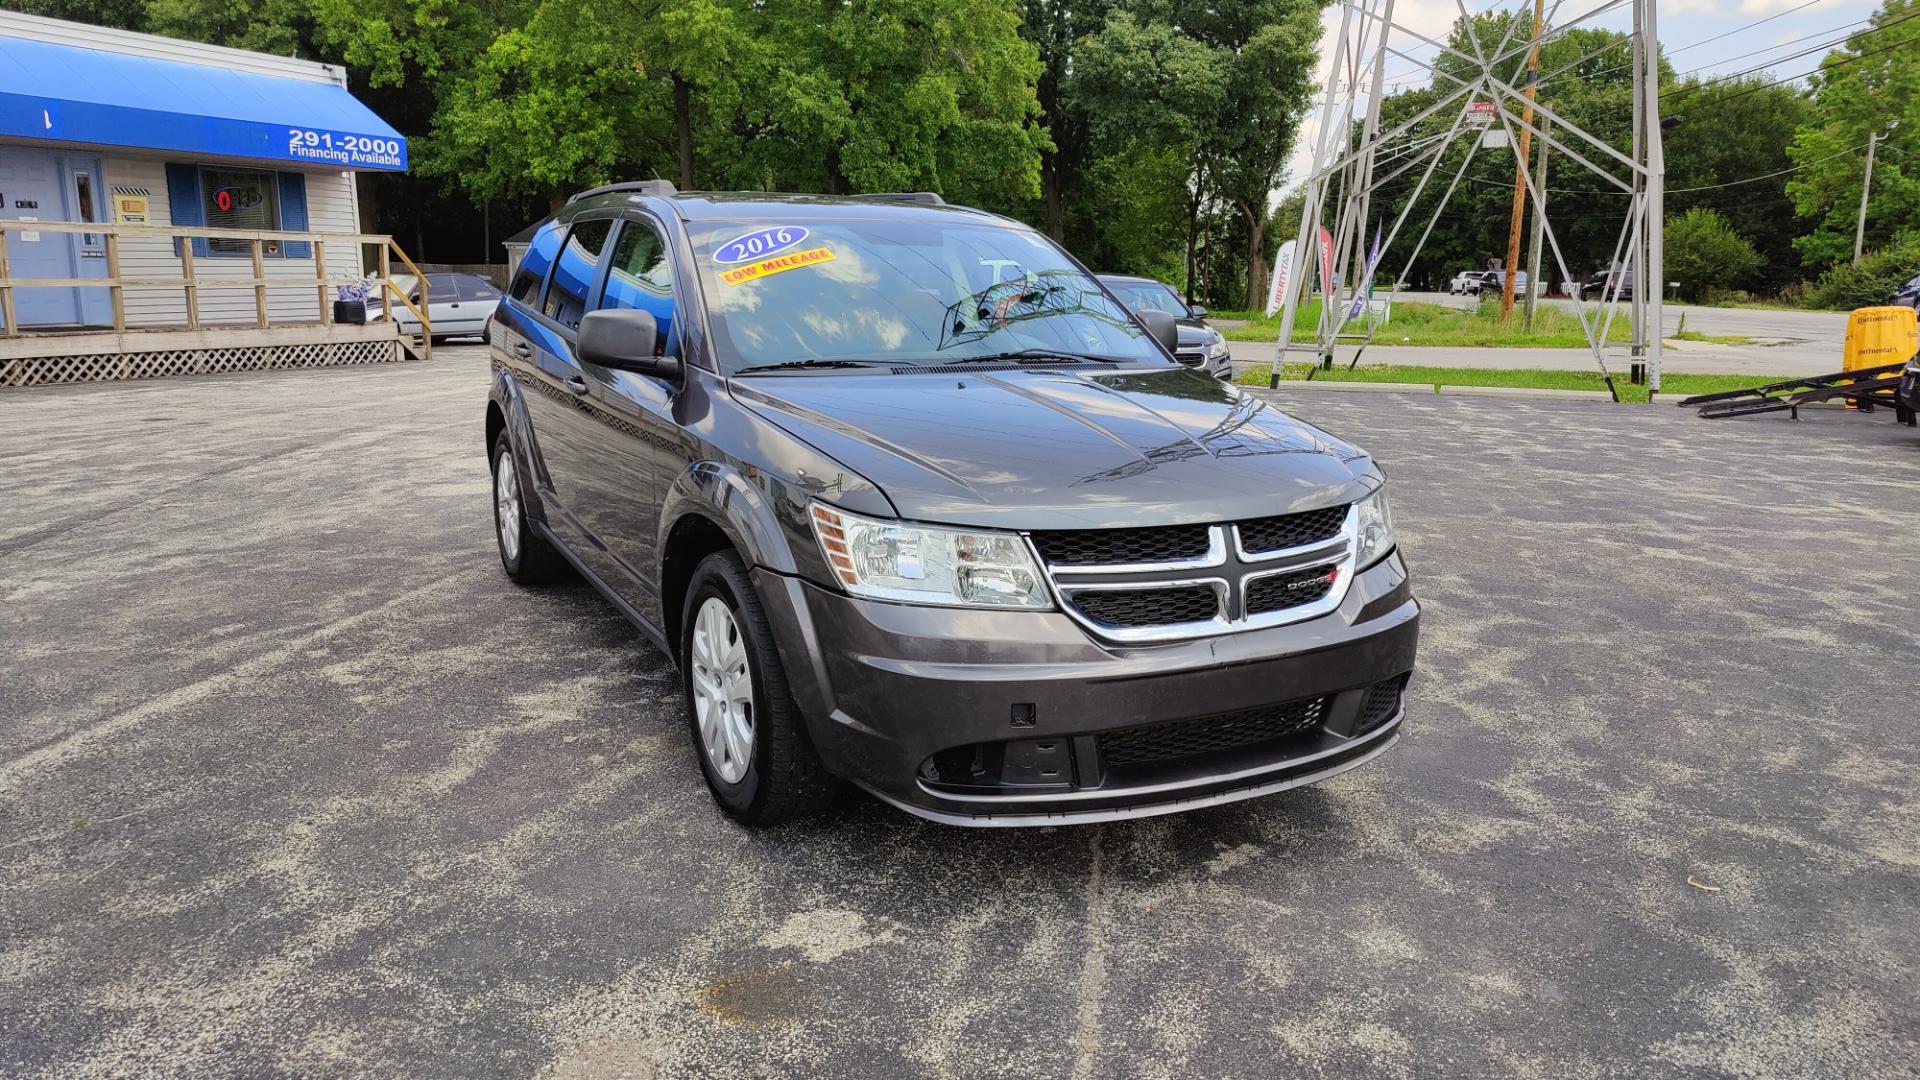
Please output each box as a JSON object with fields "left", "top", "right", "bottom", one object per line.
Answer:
{"left": 455, "top": 274, "right": 501, "bottom": 334}
{"left": 417, "top": 274, "right": 462, "bottom": 336}
{"left": 566, "top": 214, "right": 687, "bottom": 610}
{"left": 503, "top": 216, "right": 615, "bottom": 557}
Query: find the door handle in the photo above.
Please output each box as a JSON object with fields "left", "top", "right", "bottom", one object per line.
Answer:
{"left": 562, "top": 375, "right": 590, "bottom": 395}
{"left": 512, "top": 342, "right": 533, "bottom": 359}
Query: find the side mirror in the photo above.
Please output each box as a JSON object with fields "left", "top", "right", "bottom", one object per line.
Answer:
{"left": 1135, "top": 308, "right": 1181, "bottom": 354}
{"left": 1187, "top": 303, "right": 1208, "bottom": 319}
{"left": 578, "top": 308, "right": 679, "bottom": 378}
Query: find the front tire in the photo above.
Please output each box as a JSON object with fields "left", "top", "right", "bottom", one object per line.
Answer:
{"left": 491, "top": 431, "right": 565, "bottom": 584}
{"left": 682, "top": 550, "right": 838, "bottom": 825}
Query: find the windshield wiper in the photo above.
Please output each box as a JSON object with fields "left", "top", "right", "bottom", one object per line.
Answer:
{"left": 733, "top": 359, "right": 897, "bottom": 376}
{"left": 945, "top": 349, "right": 1131, "bottom": 366}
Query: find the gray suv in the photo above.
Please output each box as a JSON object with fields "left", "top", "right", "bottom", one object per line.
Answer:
{"left": 485, "top": 182, "right": 1419, "bottom": 826}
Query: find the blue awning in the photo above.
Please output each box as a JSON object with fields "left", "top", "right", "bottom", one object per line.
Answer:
{"left": 0, "top": 35, "right": 407, "bottom": 171}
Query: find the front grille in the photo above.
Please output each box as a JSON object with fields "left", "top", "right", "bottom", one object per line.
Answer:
{"left": 1246, "top": 565, "right": 1338, "bottom": 614}
{"left": 1072, "top": 586, "right": 1218, "bottom": 628}
{"left": 1357, "top": 677, "right": 1404, "bottom": 733}
{"left": 1031, "top": 524, "right": 1212, "bottom": 566}
{"left": 1099, "top": 697, "right": 1329, "bottom": 767}
{"left": 1238, "top": 505, "right": 1347, "bottom": 554}
{"left": 1173, "top": 349, "right": 1205, "bottom": 367}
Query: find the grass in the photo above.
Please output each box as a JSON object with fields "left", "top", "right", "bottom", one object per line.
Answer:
{"left": 1209, "top": 300, "right": 1632, "bottom": 349}
{"left": 1232, "top": 362, "right": 1781, "bottom": 405}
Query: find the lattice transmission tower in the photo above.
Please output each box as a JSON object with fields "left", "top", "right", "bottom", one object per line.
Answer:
{"left": 1269, "top": 0, "right": 1666, "bottom": 399}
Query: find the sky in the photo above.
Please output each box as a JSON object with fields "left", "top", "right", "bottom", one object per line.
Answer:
{"left": 1280, "top": 0, "right": 1885, "bottom": 191}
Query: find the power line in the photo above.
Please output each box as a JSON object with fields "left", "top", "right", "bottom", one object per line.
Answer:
{"left": 1666, "top": 9, "right": 1920, "bottom": 105}
{"left": 1663, "top": 0, "right": 1830, "bottom": 58}
{"left": 1687, "top": 30, "right": 1920, "bottom": 108}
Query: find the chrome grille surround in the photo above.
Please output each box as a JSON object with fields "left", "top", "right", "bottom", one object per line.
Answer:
{"left": 1033, "top": 504, "right": 1357, "bottom": 643}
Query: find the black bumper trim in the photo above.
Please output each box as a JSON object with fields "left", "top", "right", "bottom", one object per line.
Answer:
{"left": 862, "top": 711, "right": 1403, "bottom": 827}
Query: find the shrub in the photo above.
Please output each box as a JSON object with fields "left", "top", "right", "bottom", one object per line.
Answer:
{"left": 1665, "top": 209, "right": 1763, "bottom": 302}
{"left": 1805, "top": 231, "right": 1920, "bottom": 311}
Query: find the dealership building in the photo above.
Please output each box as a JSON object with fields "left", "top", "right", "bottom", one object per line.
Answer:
{"left": 0, "top": 10, "right": 417, "bottom": 383}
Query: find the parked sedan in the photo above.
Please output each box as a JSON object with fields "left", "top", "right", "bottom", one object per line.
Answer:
{"left": 1097, "top": 275, "right": 1233, "bottom": 379}
{"left": 368, "top": 272, "right": 503, "bottom": 343}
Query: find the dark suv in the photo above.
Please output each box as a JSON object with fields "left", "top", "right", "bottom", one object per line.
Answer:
{"left": 485, "top": 182, "right": 1419, "bottom": 826}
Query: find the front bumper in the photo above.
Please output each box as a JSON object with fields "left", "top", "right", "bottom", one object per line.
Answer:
{"left": 755, "top": 550, "right": 1419, "bottom": 825}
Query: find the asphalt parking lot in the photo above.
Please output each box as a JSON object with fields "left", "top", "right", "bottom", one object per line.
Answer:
{"left": 4, "top": 347, "right": 1918, "bottom": 1079}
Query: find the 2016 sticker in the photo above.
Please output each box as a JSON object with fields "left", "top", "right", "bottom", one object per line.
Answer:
{"left": 719, "top": 247, "right": 837, "bottom": 286}
{"left": 715, "top": 226, "right": 809, "bottom": 265}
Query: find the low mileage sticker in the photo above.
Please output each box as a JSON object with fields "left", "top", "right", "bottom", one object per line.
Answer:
{"left": 719, "top": 247, "right": 837, "bottom": 286}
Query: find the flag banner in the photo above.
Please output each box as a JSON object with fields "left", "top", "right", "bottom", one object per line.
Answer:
{"left": 1317, "top": 226, "right": 1335, "bottom": 300}
{"left": 1345, "top": 224, "right": 1385, "bottom": 324}
{"left": 1264, "top": 240, "right": 1296, "bottom": 318}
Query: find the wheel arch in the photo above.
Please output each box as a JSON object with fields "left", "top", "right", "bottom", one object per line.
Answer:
{"left": 486, "top": 370, "right": 551, "bottom": 526}
{"left": 657, "top": 460, "right": 813, "bottom": 663}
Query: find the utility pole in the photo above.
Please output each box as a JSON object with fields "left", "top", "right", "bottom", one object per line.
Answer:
{"left": 1524, "top": 115, "right": 1550, "bottom": 329}
{"left": 1501, "top": 0, "right": 1545, "bottom": 320}
{"left": 1855, "top": 128, "right": 1885, "bottom": 266}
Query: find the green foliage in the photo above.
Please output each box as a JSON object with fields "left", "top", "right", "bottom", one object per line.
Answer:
{"left": 1662, "top": 79, "right": 1813, "bottom": 289}
{"left": 1786, "top": 0, "right": 1920, "bottom": 270}
{"left": 1805, "top": 231, "right": 1920, "bottom": 310}
{"left": 424, "top": 0, "right": 658, "bottom": 204}
{"left": 1664, "top": 209, "right": 1763, "bottom": 302}
{"left": 1068, "top": 1, "right": 1320, "bottom": 305}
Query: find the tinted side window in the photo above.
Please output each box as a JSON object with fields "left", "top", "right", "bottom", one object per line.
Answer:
{"left": 599, "top": 220, "right": 676, "bottom": 352}
{"left": 509, "top": 224, "right": 562, "bottom": 302}
{"left": 544, "top": 219, "right": 613, "bottom": 330}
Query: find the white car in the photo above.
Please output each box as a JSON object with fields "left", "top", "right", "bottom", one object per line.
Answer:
{"left": 1450, "top": 270, "right": 1527, "bottom": 296}
{"left": 367, "top": 272, "right": 502, "bottom": 343}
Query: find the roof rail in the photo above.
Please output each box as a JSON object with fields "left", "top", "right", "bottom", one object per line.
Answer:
{"left": 847, "top": 192, "right": 945, "bottom": 205}
{"left": 567, "top": 180, "right": 677, "bottom": 204}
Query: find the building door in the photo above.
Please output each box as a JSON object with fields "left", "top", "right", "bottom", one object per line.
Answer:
{"left": 62, "top": 156, "right": 112, "bottom": 326}
{"left": 0, "top": 147, "right": 81, "bottom": 327}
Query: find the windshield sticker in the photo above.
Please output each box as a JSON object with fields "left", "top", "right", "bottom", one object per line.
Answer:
{"left": 714, "top": 225, "right": 810, "bottom": 265}
{"left": 720, "top": 246, "right": 837, "bottom": 287}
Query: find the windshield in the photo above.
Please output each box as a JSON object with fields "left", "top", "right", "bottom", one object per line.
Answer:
{"left": 689, "top": 217, "right": 1170, "bottom": 372}
{"left": 1103, "top": 280, "right": 1188, "bottom": 317}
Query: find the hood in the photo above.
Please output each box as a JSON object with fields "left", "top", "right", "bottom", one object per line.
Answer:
{"left": 729, "top": 365, "right": 1376, "bottom": 530}
{"left": 1174, "top": 320, "right": 1216, "bottom": 346}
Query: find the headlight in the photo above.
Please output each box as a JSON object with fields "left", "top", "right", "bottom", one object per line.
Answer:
{"left": 1353, "top": 486, "right": 1397, "bottom": 569}
{"left": 1206, "top": 337, "right": 1231, "bottom": 359}
{"left": 809, "top": 503, "right": 1052, "bottom": 609}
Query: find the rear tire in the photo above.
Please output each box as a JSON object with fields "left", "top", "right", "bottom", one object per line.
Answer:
{"left": 491, "top": 430, "right": 566, "bottom": 585}
{"left": 681, "top": 550, "right": 838, "bottom": 825}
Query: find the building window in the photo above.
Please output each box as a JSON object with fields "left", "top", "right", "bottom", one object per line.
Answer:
{"left": 200, "top": 166, "right": 281, "bottom": 256}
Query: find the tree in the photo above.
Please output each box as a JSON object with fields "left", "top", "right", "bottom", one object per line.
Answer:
{"left": 8, "top": 0, "right": 148, "bottom": 31}
{"left": 1194, "top": 2, "right": 1322, "bottom": 310}
{"left": 1019, "top": 0, "right": 1116, "bottom": 240}
{"left": 1664, "top": 208, "right": 1761, "bottom": 301}
{"left": 426, "top": 0, "right": 659, "bottom": 207}
{"left": 724, "top": 0, "right": 1047, "bottom": 204}
{"left": 1661, "top": 79, "right": 1813, "bottom": 290}
{"left": 1070, "top": 11, "right": 1227, "bottom": 298}
{"left": 1786, "top": 0, "right": 1920, "bottom": 270}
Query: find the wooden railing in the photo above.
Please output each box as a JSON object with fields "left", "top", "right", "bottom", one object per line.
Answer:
{"left": 0, "top": 220, "right": 432, "bottom": 360}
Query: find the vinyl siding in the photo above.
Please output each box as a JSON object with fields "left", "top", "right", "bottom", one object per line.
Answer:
{"left": 111, "top": 155, "right": 364, "bottom": 328}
